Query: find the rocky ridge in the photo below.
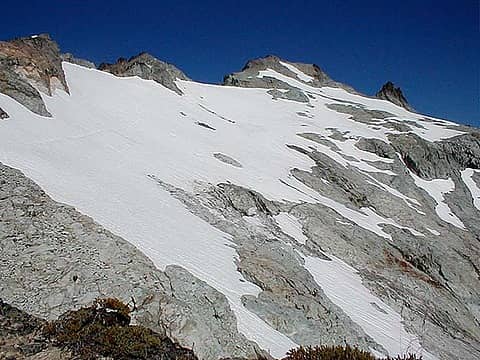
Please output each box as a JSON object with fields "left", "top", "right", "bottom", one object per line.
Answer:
{"left": 0, "top": 34, "right": 413, "bottom": 117}
{"left": 0, "top": 35, "right": 191, "bottom": 117}
{"left": 223, "top": 55, "right": 330, "bottom": 87}
{"left": 60, "top": 53, "right": 96, "bottom": 69}
{"left": 0, "top": 34, "right": 69, "bottom": 117}
{"left": 98, "top": 52, "right": 190, "bottom": 95}
{"left": 223, "top": 55, "right": 357, "bottom": 102}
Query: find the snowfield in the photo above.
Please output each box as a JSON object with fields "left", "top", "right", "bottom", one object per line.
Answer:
{"left": 302, "top": 253, "right": 437, "bottom": 360}
{"left": 0, "top": 61, "right": 463, "bottom": 359}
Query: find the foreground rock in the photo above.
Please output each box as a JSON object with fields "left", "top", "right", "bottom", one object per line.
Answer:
{"left": 0, "top": 299, "right": 72, "bottom": 359}
{"left": 98, "top": 52, "right": 190, "bottom": 95}
{"left": 0, "top": 163, "right": 260, "bottom": 360}
{"left": 0, "top": 299, "right": 423, "bottom": 360}
{"left": 0, "top": 298, "right": 197, "bottom": 360}
{"left": 376, "top": 81, "right": 412, "bottom": 110}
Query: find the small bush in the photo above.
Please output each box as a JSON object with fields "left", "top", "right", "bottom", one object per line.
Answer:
{"left": 43, "top": 297, "right": 196, "bottom": 360}
{"left": 387, "top": 355, "right": 423, "bottom": 360}
{"left": 284, "top": 345, "right": 376, "bottom": 360}
{"left": 282, "top": 345, "right": 422, "bottom": 360}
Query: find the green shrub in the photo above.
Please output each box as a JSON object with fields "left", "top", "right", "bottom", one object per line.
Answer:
{"left": 43, "top": 297, "right": 195, "bottom": 360}
{"left": 284, "top": 345, "right": 376, "bottom": 360}
{"left": 282, "top": 345, "right": 423, "bottom": 360}
{"left": 387, "top": 355, "right": 423, "bottom": 360}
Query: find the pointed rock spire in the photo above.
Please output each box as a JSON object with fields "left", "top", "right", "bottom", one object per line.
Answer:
{"left": 376, "top": 81, "right": 412, "bottom": 111}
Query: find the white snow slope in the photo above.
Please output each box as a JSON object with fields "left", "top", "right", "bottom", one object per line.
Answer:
{"left": 0, "top": 62, "right": 463, "bottom": 359}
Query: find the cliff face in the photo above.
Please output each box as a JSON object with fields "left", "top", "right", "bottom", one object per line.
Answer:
{"left": 0, "top": 34, "right": 69, "bottom": 117}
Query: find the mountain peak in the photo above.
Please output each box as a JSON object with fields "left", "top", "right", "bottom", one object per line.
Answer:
{"left": 224, "top": 55, "right": 332, "bottom": 89}
{"left": 98, "top": 52, "right": 190, "bottom": 95}
{"left": 376, "top": 81, "right": 411, "bottom": 110}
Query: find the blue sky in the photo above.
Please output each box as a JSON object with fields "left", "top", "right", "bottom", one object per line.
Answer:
{"left": 2, "top": 0, "right": 478, "bottom": 126}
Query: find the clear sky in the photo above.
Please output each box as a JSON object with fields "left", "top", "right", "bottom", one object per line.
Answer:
{"left": 2, "top": 0, "right": 479, "bottom": 126}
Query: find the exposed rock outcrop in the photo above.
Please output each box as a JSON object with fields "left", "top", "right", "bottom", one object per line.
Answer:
{"left": 391, "top": 132, "right": 480, "bottom": 179}
{"left": 268, "top": 88, "right": 310, "bottom": 103}
{"left": 0, "top": 163, "right": 261, "bottom": 360}
{"left": 223, "top": 55, "right": 331, "bottom": 88}
{"left": 0, "top": 107, "right": 8, "bottom": 119}
{"left": 98, "top": 52, "right": 190, "bottom": 95}
{"left": 0, "top": 298, "right": 199, "bottom": 360}
{"left": 148, "top": 122, "right": 480, "bottom": 360}
{"left": 150, "top": 178, "right": 386, "bottom": 354}
{"left": 0, "top": 299, "right": 72, "bottom": 359}
{"left": 61, "top": 53, "right": 96, "bottom": 69}
{"left": 223, "top": 55, "right": 357, "bottom": 103}
{"left": 376, "top": 81, "right": 411, "bottom": 111}
{"left": 0, "top": 34, "right": 68, "bottom": 117}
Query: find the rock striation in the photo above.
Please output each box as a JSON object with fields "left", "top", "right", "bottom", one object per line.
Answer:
{"left": 98, "top": 52, "right": 190, "bottom": 95}
{"left": 376, "top": 81, "right": 411, "bottom": 110}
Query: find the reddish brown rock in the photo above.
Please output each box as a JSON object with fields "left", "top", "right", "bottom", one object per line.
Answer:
{"left": 0, "top": 34, "right": 69, "bottom": 116}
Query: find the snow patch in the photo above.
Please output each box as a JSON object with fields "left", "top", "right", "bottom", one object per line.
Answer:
{"left": 279, "top": 61, "right": 314, "bottom": 82}
{"left": 302, "top": 253, "right": 438, "bottom": 360}
{"left": 410, "top": 173, "right": 465, "bottom": 229}
{"left": 274, "top": 212, "right": 308, "bottom": 244}
{"left": 427, "top": 228, "right": 441, "bottom": 236}
{"left": 461, "top": 168, "right": 480, "bottom": 211}
{"left": 335, "top": 219, "right": 353, "bottom": 226}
